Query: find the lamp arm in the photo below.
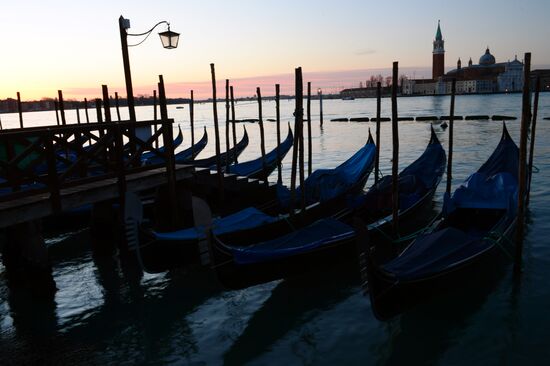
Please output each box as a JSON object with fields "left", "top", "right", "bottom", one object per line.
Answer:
{"left": 127, "top": 21, "right": 170, "bottom": 37}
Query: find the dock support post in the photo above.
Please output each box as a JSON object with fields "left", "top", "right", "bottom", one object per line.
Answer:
{"left": 190, "top": 90, "right": 195, "bottom": 156}
{"left": 225, "top": 80, "right": 231, "bottom": 170}
{"left": 446, "top": 79, "right": 457, "bottom": 195}
{"left": 391, "top": 62, "right": 400, "bottom": 237}
{"left": 514, "top": 52, "right": 532, "bottom": 275}
{"left": 16, "top": 92, "right": 24, "bottom": 129}
{"left": 257, "top": 87, "right": 267, "bottom": 172}
{"left": 1, "top": 220, "right": 56, "bottom": 296}
{"left": 275, "top": 84, "right": 282, "bottom": 183}
{"left": 159, "top": 75, "right": 180, "bottom": 230}
{"left": 230, "top": 86, "right": 237, "bottom": 163}
{"left": 375, "top": 82, "right": 381, "bottom": 183}
{"left": 210, "top": 64, "right": 224, "bottom": 203}
{"left": 527, "top": 77, "right": 540, "bottom": 207}
{"left": 307, "top": 82, "right": 312, "bottom": 176}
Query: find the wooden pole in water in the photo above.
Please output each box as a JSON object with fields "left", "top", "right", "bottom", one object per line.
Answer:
{"left": 257, "top": 87, "right": 267, "bottom": 171}
{"left": 375, "top": 82, "right": 381, "bottom": 183}
{"left": 153, "top": 90, "right": 158, "bottom": 120}
{"left": 290, "top": 68, "right": 303, "bottom": 215}
{"left": 158, "top": 74, "right": 179, "bottom": 228}
{"left": 16, "top": 92, "right": 23, "bottom": 129}
{"left": 297, "top": 72, "right": 306, "bottom": 209}
{"left": 153, "top": 89, "right": 159, "bottom": 148}
{"left": 275, "top": 84, "right": 282, "bottom": 183}
{"left": 319, "top": 88, "right": 324, "bottom": 127}
{"left": 514, "top": 52, "right": 531, "bottom": 275}
{"left": 225, "top": 80, "right": 231, "bottom": 169}
{"left": 230, "top": 86, "right": 237, "bottom": 163}
{"left": 527, "top": 77, "right": 540, "bottom": 207}
{"left": 114, "top": 92, "right": 121, "bottom": 121}
{"left": 307, "top": 82, "right": 312, "bottom": 176}
{"left": 54, "top": 99, "right": 60, "bottom": 125}
{"left": 190, "top": 90, "right": 195, "bottom": 157}
{"left": 210, "top": 63, "right": 224, "bottom": 201}
{"left": 76, "top": 107, "right": 81, "bottom": 124}
{"left": 391, "top": 62, "right": 400, "bottom": 236}
{"left": 445, "top": 78, "right": 457, "bottom": 195}
{"left": 84, "top": 98, "right": 90, "bottom": 123}
{"left": 58, "top": 90, "right": 66, "bottom": 125}
{"left": 102, "top": 86, "right": 112, "bottom": 122}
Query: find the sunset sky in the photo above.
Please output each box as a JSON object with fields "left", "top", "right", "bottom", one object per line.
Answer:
{"left": 1, "top": 0, "right": 549, "bottom": 100}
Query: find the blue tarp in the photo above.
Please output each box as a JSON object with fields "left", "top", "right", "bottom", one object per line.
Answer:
{"left": 277, "top": 142, "right": 376, "bottom": 206}
{"left": 381, "top": 227, "right": 489, "bottom": 280}
{"left": 445, "top": 126, "right": 519, "bottom": 214}
{"left": 228, "top": 218, "right": 354, "bottom": 264}
{"left": 382, "top": 126, "right": 519, "bottom": 281}
{"left": 153, "top": 207, "right": 278, "bottom": 241}
{"left": 227, "top": 128, "right": 293, "bottom": 177}
{"left": 360, "top": 135, "right": 446, "bottom": 212}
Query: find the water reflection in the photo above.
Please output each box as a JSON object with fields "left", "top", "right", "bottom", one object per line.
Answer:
{"left": 223, "top": 261, "right": 360, "bottom": 365}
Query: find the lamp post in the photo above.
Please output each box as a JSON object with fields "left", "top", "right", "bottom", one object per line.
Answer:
{"left": 118, "top": 15, "right": 179, "bottom": 122}
{"left": 317, "top": 88, "right": 323, "bottom": 126}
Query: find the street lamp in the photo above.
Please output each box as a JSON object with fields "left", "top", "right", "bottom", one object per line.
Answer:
{"left": 119, "top": 15, "right": 179, "bottom": 122}
{"left": 317, "top": 88, "right": 323, "bottom": 126}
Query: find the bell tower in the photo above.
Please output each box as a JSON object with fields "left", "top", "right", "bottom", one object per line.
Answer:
{"left": 432, "top": 20, "right": 445, "bottom": 79}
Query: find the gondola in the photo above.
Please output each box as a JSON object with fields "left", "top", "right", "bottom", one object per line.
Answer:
{"left": 210, "top": 127, "right": 446, "bottom": 289}
{"left": 138, "top": 131, "right": 377, "bottom": 273}
{"left": 142, "top": 127, "right": 208, "bottom": 165}
{"left": 225, "top": 125, "right": 293, "bottom": 180}
{"left": 191, "top": 127, "right": 249, "bottom": 168}
{"left": 140, "top": 126, "right": 184, "bottom": 162}
{"left": 364, "top": 123, "right": 519, "bottom": 320}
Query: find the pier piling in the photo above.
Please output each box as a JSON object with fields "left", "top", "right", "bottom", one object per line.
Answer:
{"left": 514, "top": 52, "right": 532, "bottom": 275}
{"left": 391, "top": 62, "right": 400, "bottom": 236}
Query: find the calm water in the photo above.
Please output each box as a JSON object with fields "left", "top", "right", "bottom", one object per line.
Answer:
{"left": 1, "top": 93, "right": 550, "bottom": 365}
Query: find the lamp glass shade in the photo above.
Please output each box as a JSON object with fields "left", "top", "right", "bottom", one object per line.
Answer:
{"left": 159, "top": 30, "right": 180, "bottom": 49}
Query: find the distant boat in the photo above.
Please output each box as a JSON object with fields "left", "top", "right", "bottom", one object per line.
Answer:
{"left": 342, "top": 96, "right": 355, "bottom": 101}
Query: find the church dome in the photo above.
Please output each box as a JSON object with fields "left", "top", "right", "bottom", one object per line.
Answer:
{"left": 479, "top": 47, "right": 496, "bottom": 65}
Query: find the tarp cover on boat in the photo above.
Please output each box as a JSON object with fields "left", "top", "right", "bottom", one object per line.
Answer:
{"left": 228, "top": 218, "right": 354, "bottom": 264}
{"left": 381, "top": 227, "right": 490, "bottom": 280}
{"left": 153, "top": 207, "right": 278, "bottom": 241}
{"left": 445, "top": 125, "right": 519, "bottom": 214}
{"left": 277, "top": 143, "right": 376, "bottom": 206}
{"left": 360, "top": 134, "right": 446, "bottom": 212}
{"left": 227, "top": 128, "right": 293, "bottom": 177}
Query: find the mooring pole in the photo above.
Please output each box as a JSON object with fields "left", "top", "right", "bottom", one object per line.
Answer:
{"left": 210, "top": 64, "right": 224, "bottom": 202}
{"left": 159, "top": 75, "right": 179, "bottom": 229}
{"left": 84, "top": 98, "right": 90, "bottom": 123}
{"left": 16, "top": 92, "right": 23, "bottom": 129}
{"left": 296, "top": 70, "right": 306, "bottom": 210}
{"left": 375, "top": 82, "right": 381, "bottom": 183}
{"left": 446, "top": 78, "right": 457, "bottom": 195}
{"left": 58, "top": 90, "right": 67, "bottom": 126}
{"left": 115, "top": 92, "right": 122, "bottom": 121}
{"left": 225, "top": 80, "right": 231, "bottom": 169}
{"left": 54, "top": 99, "right": 60, "bottom": 126}
{"left": 190, "top": 90, "right": 195, "bottom": 156}
{"left": 102, "top": 86, "right": 112, "bottom": 122}
{"left": 307, "top": 82, "right": 312, "bottom": 176}
{"left": 319, "top": 88, "right": 324, "bottom": 127}
{"left": 257, "top": 87, "right": 267, "bottom": 171}
{"left": 391, "top": 62, "right": 400, "bottom": 237}
{"left": 153, "top": 89, "right": 159, "bottom": 148}
{"left": 527, "top": 77, "right": 540, "bottom": 207}
{"left": 76, "top": 107, "right": 81, "bottom": 124}
{"left": 290, "top": 68, "right": 303, "bottom": 216}
{"left": 514, "top": 52, "right": 532, "bottom": 275}
{"left": 230, "top": 86, "right": 238, "bottom": 163}
{"left": 275, "top": 84, "right": 282, "bottom": 183}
